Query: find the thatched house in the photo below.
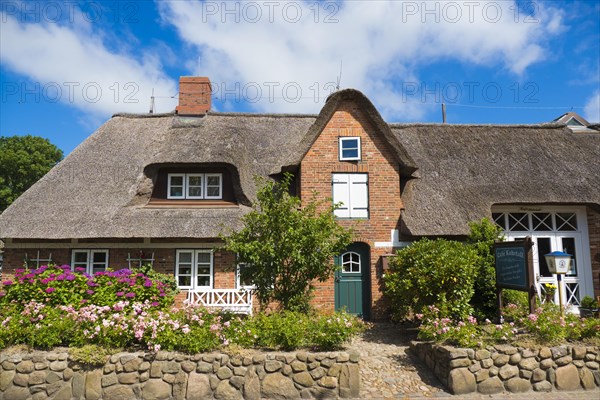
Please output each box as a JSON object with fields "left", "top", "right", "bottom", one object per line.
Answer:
{"left": 0, "top": 77, "right": 598, "bottom": 318}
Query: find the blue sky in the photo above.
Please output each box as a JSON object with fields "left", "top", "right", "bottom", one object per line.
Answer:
{"left": 1, "top": 0, "right": 599, "bottom": 155}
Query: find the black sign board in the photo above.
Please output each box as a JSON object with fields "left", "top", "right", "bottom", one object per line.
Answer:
{"left": 495, "top": 245, "right": 529, "bottom": 290}
{"left": 494, "top": 238, "right": 535, "bottom": 315}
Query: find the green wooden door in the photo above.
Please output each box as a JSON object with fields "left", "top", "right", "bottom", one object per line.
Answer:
{"left": 335, "top": 243, "right": 370, "bottom": 318}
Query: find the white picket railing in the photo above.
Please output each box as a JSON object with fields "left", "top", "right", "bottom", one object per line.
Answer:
{"left": 186, "top": 289, "right": 253, "bottom": 315}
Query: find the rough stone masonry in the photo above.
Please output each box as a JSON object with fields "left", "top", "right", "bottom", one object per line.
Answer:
{"left": 410, "top": 341, "right": 600, "bottom": 395}
{"left": 0, "top": 349, "right": 360, "bottom": 399}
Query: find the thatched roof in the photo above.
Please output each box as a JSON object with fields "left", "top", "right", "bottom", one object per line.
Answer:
{"left": 0, "top": 113, "right": 316, "bottom": 239}
{"left": 0, "top": 89, "right": 598, "bottom": 240}
{"left": 392, "top": 123, "right": 600, "bottom": 236}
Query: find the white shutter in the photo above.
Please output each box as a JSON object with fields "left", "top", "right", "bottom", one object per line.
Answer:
{"left": 350, "top": 174, "right": 369, "bottom": 218}
{"left": 332, "top": 173, "right": 350, "bottom": 218}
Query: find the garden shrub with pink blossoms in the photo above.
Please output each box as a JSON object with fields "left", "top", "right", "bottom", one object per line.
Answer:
{"left": 0, "top": 265, "right": 176, "bottom": 309}
{"left": 417, "top": 303, "right": 600, "bottom": 348}
{"left": 0, "top": 265, "right": 364, "bottom": 352}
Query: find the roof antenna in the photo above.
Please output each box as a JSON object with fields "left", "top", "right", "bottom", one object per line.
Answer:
{"left": 442, "top": 103, "right": 447, "bottom": 124}
{"left": 149, "top": 88, "right": 155, "bottom": 114}
{"left": 336, "top": 60, "right": 343, "bottom": 91}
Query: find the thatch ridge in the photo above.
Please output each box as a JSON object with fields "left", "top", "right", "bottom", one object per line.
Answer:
{"left": 112, "top": 112, "right": 175, "bottom": 118}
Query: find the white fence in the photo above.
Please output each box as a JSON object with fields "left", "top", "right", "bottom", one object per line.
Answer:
{"left": 186, "top": 289, "right": 253, "bottom": 315}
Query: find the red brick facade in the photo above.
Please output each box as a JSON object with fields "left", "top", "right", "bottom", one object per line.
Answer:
{"left": 587, "top": 207, "right": 600, "bottom": 298}
{"left": 299, "top": 99, "right": 404, "bottom": 319}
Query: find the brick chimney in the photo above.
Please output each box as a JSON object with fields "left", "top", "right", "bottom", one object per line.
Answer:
{"left": 176, "top": 77, "right": 211, "bottom": 115}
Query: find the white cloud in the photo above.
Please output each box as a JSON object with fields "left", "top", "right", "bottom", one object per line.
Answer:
{"left": 584, "top": 91, "right": 600, "bottom": 123}
{"left": 158, "top": 0, "right": 565, "bottom": 120}
{"left": 0, "top": 15, "right": 178, "bottom": 117}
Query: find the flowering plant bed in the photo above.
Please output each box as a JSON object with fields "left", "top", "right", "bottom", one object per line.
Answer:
{"left": 416, "top": 304, "right": 600, "bottom": 349}
{"left": 0, "top": 265, "right": 364, "bottom": 353}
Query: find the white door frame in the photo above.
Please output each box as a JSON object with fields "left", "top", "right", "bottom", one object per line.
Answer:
{"left": 492, "top": 206, "right": 593, "bottom": 308}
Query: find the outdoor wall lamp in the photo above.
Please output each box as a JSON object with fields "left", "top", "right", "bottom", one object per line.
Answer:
{"left": 544, "top": 251, "right": 572, "bottom": 317}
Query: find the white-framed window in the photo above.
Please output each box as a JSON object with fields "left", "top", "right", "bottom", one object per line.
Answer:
{"left": 167, "top": 173, "right": 222, "bottom": 200}
{"left": 332, "top": 173, "right": 369, "bottom": 219}
{"left": 176, "top": 250, "right": 213, "bottom": 289}
{"left": 339, "top": 137, "right": 361, "bottom": 161}
{"left": 205, "top": 173, "right": 223, "bottom": 199}
{"left": 167, "top": 173, "right": 186, "bottom": 199}
{"left": 186, "top": 174, "right": 204, "bottom": 199}
{"left": 71, "top": 250, "right": 109, "bottom": 275}
{"left": 236, "top": 263, "right": 255, "bottom": 289}
{"left": 341, "top": 252, "right": 361, "bottom": 273}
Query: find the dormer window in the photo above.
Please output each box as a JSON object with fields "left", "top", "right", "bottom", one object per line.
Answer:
{"left": 339, "top": 137, "right": 361, "bottom": 161}
{"left": 167, "top": 173, "right": 222, "bottom": 200}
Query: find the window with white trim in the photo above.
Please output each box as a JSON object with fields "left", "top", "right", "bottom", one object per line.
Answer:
{"left": 341, "top": 252, "right": 361, "bottom": 273}
{"left": 236, "top": 263, "right": 255, "bottom": 289}
{"left": 176, "top": 250, "right": 213, "bottom": 289}
{"left": 332, "top": 173, "right": 369, "bottom": 219}
{"left": 167, "top": 173, "right": 222, "bottom": 200}
{"left": 339, "top": 137, "right": 361, "bottom": 161}
{"left": 71, "top": 250, "right": 109, "bottom": 275}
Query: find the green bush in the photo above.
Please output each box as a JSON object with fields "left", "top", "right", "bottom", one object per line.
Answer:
{"left": 0, "top": 302, "right": 77, "bottom": 349}
{"left": 223, "top": 173, "right": 352, "bottom": 312}
{"left": 467, "top": 218, "right": 504, "bottom": 320}
{"left": 383, "top": 238, "right": 479, "bottom": 321}
{"left": 502, "top": 290, "right": 530, "bottom": 312}
{"left": 307, "top": 311, "right": 365, "bottom": 351}
{"left": 252, "top": 311, "right": 309, "bottom": 350}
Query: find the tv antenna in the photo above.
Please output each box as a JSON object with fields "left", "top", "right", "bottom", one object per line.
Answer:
{"left": 149, "top": 88, "right": 155, "bottom": 114}
{"left": 336, "top": 60, "right": 343, "bottom": 91}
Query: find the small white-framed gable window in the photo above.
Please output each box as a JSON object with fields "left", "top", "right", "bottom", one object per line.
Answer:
{"left": 176, "top": 249, "right": 213, "bottom": 289}
{"left": 71, "top": 250, "right": 109, "bottom": 275}
{"left": 339, "top": 137, "right": 361, "bottom": 161}
{"left": 167, "top": 173, "right": 222, "bottom": 200}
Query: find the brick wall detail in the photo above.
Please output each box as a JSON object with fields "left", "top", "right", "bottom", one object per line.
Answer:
{"left": 300, "top": 99, "right": 404, "bottom": 318}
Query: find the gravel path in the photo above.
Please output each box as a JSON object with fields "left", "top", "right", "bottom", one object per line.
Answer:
{"left": 348, "top": 322, "right": 448, "bottom": 399}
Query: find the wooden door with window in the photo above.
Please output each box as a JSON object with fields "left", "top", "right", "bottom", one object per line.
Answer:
{"left": 334, "top": 243, "right": 370, "bottom": 318}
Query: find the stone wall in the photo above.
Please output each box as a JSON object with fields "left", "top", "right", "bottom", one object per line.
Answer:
{"left": 0, "top": 350, "right": 360, "bottom": 400}
{"left": 410, "top": 341, "right": 600, "bottom": 395}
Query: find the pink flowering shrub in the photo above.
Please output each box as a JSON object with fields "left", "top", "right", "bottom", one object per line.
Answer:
{"left": 517, "top": 303, "right": 595, "bottom": 344}
{"left": 0, "top": 298, "right": 363, "bottom": 352}
{"left": 416, "top": 305, "right": 485, "bottom": 348}
{"left": 417, "top": 302, "right": 599, "bottom": 348}
{"left": 0, "top": 265, "right": 176, "bottom": 310}
{"left": 305, "top": 310, "right": 365, "bottom": 350}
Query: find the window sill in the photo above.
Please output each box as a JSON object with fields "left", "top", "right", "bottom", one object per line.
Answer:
{"left": 146, "top": 199, "right": 238, "bottom": 209}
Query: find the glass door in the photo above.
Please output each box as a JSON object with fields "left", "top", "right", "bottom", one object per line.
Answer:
{"left": 493, "top": 207, "right": 592, "bottom": 310}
